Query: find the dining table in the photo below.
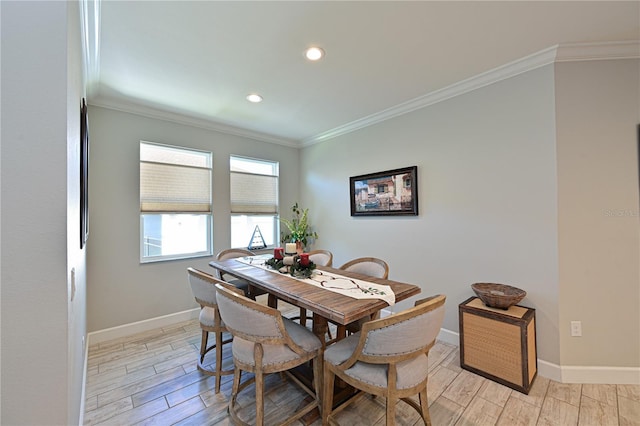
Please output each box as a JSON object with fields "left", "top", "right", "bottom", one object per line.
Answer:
{"left": 208, "top": 256, "right": 422, "bottom": 348}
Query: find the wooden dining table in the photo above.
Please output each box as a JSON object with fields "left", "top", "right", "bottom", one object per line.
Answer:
{"left": 208, "top": 257, "right": 421, "bottom": 348}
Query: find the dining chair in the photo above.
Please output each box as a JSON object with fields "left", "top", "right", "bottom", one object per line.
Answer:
{"left": 338, "top": 257, "right": 390, "bottom": 335}
{"left": 214, "top": 282, "right": 323, "bottom": 426}
{"left": 322, "top": 294, "right": 446, "bottom": 426}
{"left": 339, "top": 256, "right": 389, "bottom": 280}
{"left": 295, "top": 249, "right": 333, "bottom": 328}
{"left": 187, "top": 267, "right": 241, "bottom": 393}
{"left": 215, "top": 248, "right": 267, "bottom": 300}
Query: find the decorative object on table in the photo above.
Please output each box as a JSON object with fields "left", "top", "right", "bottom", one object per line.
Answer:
{"left": 285, "top": 242, "right": 297, "bottom": 255}
{"left": 350, "top": 166, "right": 418, "bottom": 217}
{"left": 280, "top": 202, "right": 318, "bottom": 253}
{"left": 459, "top": 296, "right": 537, "bottom": 394}
{"left": 471, "top": 283, "right": 526, "bottom": 309}
{"left": 247, "top": 225, "right": 267, "bottom": 250}
{"left": 265, "top": 248, "right": 316, "bottom": 278}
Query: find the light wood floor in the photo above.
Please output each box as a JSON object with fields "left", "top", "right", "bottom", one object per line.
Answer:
{"left": 84, "top": 299, "right": 640, "bottom": 426}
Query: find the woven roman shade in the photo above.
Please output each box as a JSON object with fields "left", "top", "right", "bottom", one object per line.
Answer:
{"left": 230, "top": 171, "right": 278, "bottom": 214}
{"left": 140, "top": 142, "right": 212, "bottom": 213}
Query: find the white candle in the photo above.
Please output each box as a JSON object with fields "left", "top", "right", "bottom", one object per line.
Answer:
{"left": 285, "top": 243, "right": 296, "bottom": 254}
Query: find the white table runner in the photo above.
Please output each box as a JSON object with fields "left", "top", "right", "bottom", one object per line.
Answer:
{"left": 235, "top": 256, "right": 395, "bottom": 306}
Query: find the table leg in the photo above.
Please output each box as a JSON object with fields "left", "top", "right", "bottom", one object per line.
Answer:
{"left": 267, "top": 294, "right": 278, "bottom": 308}
{"left": 311, "top": 313, "right": 328, "bottom": 350}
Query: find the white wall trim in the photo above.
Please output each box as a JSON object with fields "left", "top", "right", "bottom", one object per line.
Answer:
{"left": 87, "top": 308, "right": 199, "bottom": 346}
{"left": 78, "top": 335, "right": 89, "bottom": 426}
{"left": 438, "top": 327, "right": 460, "bottom": 347}
{"left": 436, "top": 329, "right": 640, "bottom": 384}
{"left": 555, "top": 40, "right": 640, "bottom": 62}
{"left": 86, "top": 311, "right": 640, "bottom": 385}
{"left": 301, "top": 40, "right": 640, "bottom": 146}
{"left": 538, "top": 360, "right": 640, "bottom": 385}
{"left": 86, "top": 40, "right": 639, "bottom": 149}
{"left": 89, "top": 99, "right": 299, "bottom": 148}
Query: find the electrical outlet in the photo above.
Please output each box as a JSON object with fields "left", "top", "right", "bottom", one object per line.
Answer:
{"left": 571, "top": 321, "right": 582, "bottom": 337}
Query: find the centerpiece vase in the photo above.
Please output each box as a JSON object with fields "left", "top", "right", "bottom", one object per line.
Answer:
{"left": 296, "top": 241, "right": 304, "bottom": 254}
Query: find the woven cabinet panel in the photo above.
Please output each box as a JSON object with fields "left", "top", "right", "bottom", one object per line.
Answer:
{"left": 462, "top": 312, "right": 523, "bottom": 386}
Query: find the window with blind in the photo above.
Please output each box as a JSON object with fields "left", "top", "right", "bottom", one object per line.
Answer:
{"left": 230, "top": 156, "right": 279, "bottom": 249}
{"left": 140, "top": 141, "right": 213, "bottom": 262}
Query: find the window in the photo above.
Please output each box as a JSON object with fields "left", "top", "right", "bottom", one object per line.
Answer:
{"left": 140, "top": 141, "right": 212, "bottom": 262}
{"left": 230, "top": 156, "right": 279, "bottom": 249}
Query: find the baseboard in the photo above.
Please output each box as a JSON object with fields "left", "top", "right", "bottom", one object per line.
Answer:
{"left": 437, "top": 327, "right": 460, "bottom": 346}
{"left": 87, "top": 308, "right": 200, "bottom": 345}
{"left": 85, "top": 312, "right": 640, "bottom": 385}
{"left": 539, "top": 360, "right": 640, "bottom": 384}
{"left": 78, "top": 332, "right": 89, "bottom": 426}
{"left": 437, "top": 329, "right": 639, "bottom": 384}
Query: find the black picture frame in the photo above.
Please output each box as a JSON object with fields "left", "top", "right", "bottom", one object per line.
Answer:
{"left": 80, "top": 98, "right": 89, "bottom": 248}
{"left": 350, "top": 166, "right": 418, "bottom": 216}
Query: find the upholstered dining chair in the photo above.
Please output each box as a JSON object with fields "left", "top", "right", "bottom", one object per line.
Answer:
{"left": 214, "top": 283, "right": 323, "bottom": 426}
{"left": 215, "top": 248, "right": 267, "bottom": 300}
{"left": 295, "top": 249, "right": 334, "bottom": 328}
{"left": 338, "top": 257, "right": 390, "bottom": 335}
{"left": 187, "top": 267, "right": 241, "bottom": 393}
{"left": 322, "top": 294, "right": 446, "bottom": 426}
{"left": 339, "top": 256, "right": 389, "bottom": 280}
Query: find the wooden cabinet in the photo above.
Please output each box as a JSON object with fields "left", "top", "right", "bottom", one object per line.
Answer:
{"left": 459, "top": 297, "right": 537, "bottom": 394}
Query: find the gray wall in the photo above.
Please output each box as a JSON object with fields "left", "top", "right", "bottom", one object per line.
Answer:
{"left": 555, "top": 59, "right": 640, "bottom": 367}
{"left": 300, "top": 59, "right": 640, "bottom": 369}
{"left": 1, "top": 1, "right": 86, "bottom": 424}
{"left": 301, "top": 65, "right": 562, "bottom": 363}
{"left": 87, "top": 107, "right": 301, "bottom": 332}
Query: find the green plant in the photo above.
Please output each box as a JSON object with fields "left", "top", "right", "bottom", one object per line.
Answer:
{"left": 280, "top": 202, "right": 318, "bottom": 246}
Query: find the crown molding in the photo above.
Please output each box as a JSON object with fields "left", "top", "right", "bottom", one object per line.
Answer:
{"left": 90, "top": 98, "right": 300, "bottom": 148}
{"left": 555, "top": 40, "right": 640, "bottom": 62}
{"left": 301, "top": 40, "right": 640, "bottom": 147}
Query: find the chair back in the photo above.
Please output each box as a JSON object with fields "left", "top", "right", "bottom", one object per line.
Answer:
{"left": 339, "top": 257, "right": 389, "bottom": 279}
{"left": 215, "top": 283, "right": 304, "bottom": 350}
{"left": 187, "top": 267, "right": 221, "bottom": 308}
{"left": 355, "top": 295, "right": 446, "bottom": 364}
{"left": 308, "top": 249, "right": 333, "bottom": 267}
{"left": 215, "top": 248, "right": 255, "bottom": 280}
{"left": 216, "top": 248, "right": 255, "bottom": 260}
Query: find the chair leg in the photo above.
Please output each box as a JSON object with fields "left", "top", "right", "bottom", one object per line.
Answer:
{"left": 386, "top": 395, "right": 397, "bottom": 426}
{"left": 418, "top": 387, "right": 431, "bottom": 426}
{"left": 255, "top": 368, "right": 264, "bottom": 426}
{"left": 199, "top": 330, "right": 208, "bottom": 361}
{"left": 322, "top": 363, "right": 335, "bottom": 425}
{"left": 215, "top": 330, "right": 223, "bottom": 393}
{"left": 228, "top": 366, "right": 242, "bottom": 424}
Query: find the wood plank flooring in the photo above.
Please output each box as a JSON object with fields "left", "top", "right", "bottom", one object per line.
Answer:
{"left": 84, "top": 298, "right": 640, "bottom": 425}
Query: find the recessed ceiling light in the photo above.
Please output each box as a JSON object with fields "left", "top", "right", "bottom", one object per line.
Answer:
{"left": 305, "top": 47, "right": 325, "bottom": 61}
{"left": 246, "top": 93, "right": 263, "bottom": 103}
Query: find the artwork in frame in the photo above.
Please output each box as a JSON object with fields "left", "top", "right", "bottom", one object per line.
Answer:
{"left": 80, "top": 98, "right": 89, "bottom": 248}
{"left": 350, "top": 166, "right": 418, "bottom": 216}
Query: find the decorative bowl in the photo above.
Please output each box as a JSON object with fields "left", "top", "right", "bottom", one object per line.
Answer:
{"left": 471, "top": 283, "right": 526, "bottom": 309}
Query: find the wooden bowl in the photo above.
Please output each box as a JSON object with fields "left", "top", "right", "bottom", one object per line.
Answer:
{"left": 471, "top": 283, "right": 526, "bottom": 309}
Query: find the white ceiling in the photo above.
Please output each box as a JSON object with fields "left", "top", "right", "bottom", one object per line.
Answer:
{"left": 86, "top": 1, "right": 639, "bottom": 146}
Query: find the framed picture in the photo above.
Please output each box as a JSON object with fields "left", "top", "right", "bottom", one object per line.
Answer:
{"left": 350, "top": 166, "right": 418, "bottom": 216}
{"left": 80, "top": 98, "right": 89, "bottom": 248}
